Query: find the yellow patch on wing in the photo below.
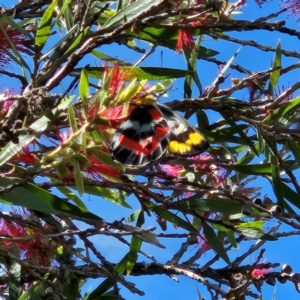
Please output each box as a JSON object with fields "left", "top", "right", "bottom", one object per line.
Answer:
{"left": 134, "top": 94, "right": 157, "bottom": 105}
{"left": 189, "top": 132, "right": 205, "bottom": 145}
{"left": 168, "top": 132, "right": 206, "bottom": 155}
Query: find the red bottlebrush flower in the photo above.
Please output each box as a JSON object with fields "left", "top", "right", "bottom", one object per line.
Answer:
{"left": 0, "top": 87, "right": 15, "bottom": 114}
{"left": 160, "top": 164, "right": 183, "bottom": 177}
{"left": 104, "top": 63, "right": 129, "bottom": 98}
{"left": 274, "top": 83, "right": 293, "bottom": 101}
{"left": 0, "top": 24, "right": 29, "bottom": 67}
{"left": 254, "top": 0, "right": 268, "bottom": 8}
{"left": 196, "top": 233, "right": 211, "bottom": 254}
{"left": 101, "top": 104, "right": 134, "bottom": 129}
{"left": 13, "top": 144, "right": 37, "bottom": 164}
{"left": 177, "top": 29, "right": 194, "bottom": 52}
{"left": 86, "top": 154, "right": 121, "bottom": 180}
{"left": 282, "top": 0, "right": 300, "bottom": 21}
{"left": 0, "top": 208, "right": 58, "bottom": 266}
{"left": 251, "top": 258, "right": 272, "bottom": 278}
{"left": 251, "top": 267, "right": 271, "bottom": 278}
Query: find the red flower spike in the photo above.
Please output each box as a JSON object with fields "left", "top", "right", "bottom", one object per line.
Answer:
{"left": 0, "top": 87, "right": 16, "bottom": 114}
{"left": 177, "top": 29, "right": 194, "bottom": 52}
{"left": 160, "top": 164, "right": 183, "bottom": 177}
{"left": 101, "top": 104, "right": 134, "bottom": 129}
{"left": 197, "top": 233, "right": 211, "bottom": 254}
{"left": 14, "top": 145, "right": 37, "bottom": 164}
{"left": 251, "top": 267, "right": 270, "bottom": 278}
{"left": 86, "top": 154, "right": 121, "bottom": 180}
{"left": 0, "top": 208, "right": 59, "bottom": 266}
{"left": 254, "top": 0, "right": 268, "bottom": 7}
{"left": 282, "top": 0, "right": 300, "bottom": 21}
{"left": 0, "top": 24, "right": 29, "bottom": 67}
{"left": 104, "top": 63, "right": 129, "bottom": 98}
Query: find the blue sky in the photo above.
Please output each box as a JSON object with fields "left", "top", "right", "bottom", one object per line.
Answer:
{"left": 1, "top": 0, "right": 300, "bottom": 299}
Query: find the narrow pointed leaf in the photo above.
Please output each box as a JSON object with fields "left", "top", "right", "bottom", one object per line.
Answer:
{"left": 269, "top": 139, "right": 285, "bottom": 208}
{"left": 103, "top": 0, "right": 164, "bottom": 29}
{"left": 8, "top": 245, "right": 21, "bottom": 300}
{"left": 84, "top": 66, "right": 193, "bottom": 81}
{"left": 80, "top": 68, "right": 89, "bottom": 117}
{"left": 56, "top": 186, "right": 88, "bottom": 210}
{"left": 203, "top": 223, "right": 230, "bottom": 264}
{"left": 35, "top": 0, "right": 58, "bottom": 48}
{"left": 146, "top": 202, "right": 198, "bottom": 233}
{"left": 127, "top": 211, "right": 144, "bottom": 274}
{"left": 0, "top": 98, "right": 73, "bottom": 166}
{"left": 68, "top": 103, "right": 78, "bottom": 132}
{"left": 265, "top": 96, "right": 300, "bottom": 122}
{"left": 88, "top": 278, "right": 113, "bottom": 299}
{"left": 74, "top": 161, "right": 84, "bottom": 196}
{"left": 268, "top": 40, "right": 281, "bottom": 93}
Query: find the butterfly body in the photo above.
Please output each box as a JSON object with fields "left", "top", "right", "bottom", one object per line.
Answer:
{"left": 109, "top": 103, "right": 209, "bottom": 167}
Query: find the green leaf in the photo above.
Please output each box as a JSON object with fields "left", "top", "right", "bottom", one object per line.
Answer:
{"left": 0, "top": 178, "right": 56, "bottom": 213}
{"left": 212, "top": 224, "right": 237, "bottom": 249}
{"left": 280, "top": 182, "right": 300, "bottom": 210}
{"left": 210, "top": 46, "right": 242, "bottom": 89}
{"left": 23, "top": 183, "right": 103, "bottom": 221}
{"left": 268, "top": 40, "right": 281, "bottom": 94}
{"left": 0, "top": 98, "right": 73, "bottom": 166}
{"left": 8, "top": 245, "right": 21, "bottom": 300}
{"left": 269, "top": 139, "right": 285, "bottom": 209}
{"left": 63, "top": 26, "right": 90, "bottom": 57}
{"left": 38, "top": 24, "right": 79, "bottom": 62}
{"left": 126, "top": 209, "right": 142, "bottom": 223}
{"left": 88, "top": 278, "right": 113, "bottom": 300}
{"left": 203, "top": 223, "right": 230, "bottom": 264}
{"left": 207, "top": 124, "right": 249, "bottom": 142}
{"left": 74, "top": 161, "right": 84, "bottom": 196}
{"left": 226, "top": 229, "right": 237, "bottom": 248}
{"left": 85, "top": 186, "right": 131, "bottom": 208}
{"left": 1, "top": 15, "right": 32, "bottom": 38}
{"left": 84, "top": 66, "right": 192, "bottom": 81}
{"left": 68, "top": 103, "right": 78, "bottom": 133}
{"left": 38, "top": 26, "right": 89, "bottom": 83}
{"left": 35, "top": 0, "right": 58, "bottom": 48}
{"left": 286, "top": 139, "right": 300, "bottom": 167}
{"left": 17, "top": 277, "right": 46, "bottom": 300}
{"left": 196, "top": 110, "right": 209, "bottom": 130}
{"left": 56, "top": 186, "right": 88, "bottom": 210}
{"left": 237, "top": 220, "right": 264, "bottom": 229}
{"left": 62, "top": 276, "right": 79, "bottom": 300}
{"left": 54, "top": 0, "right": 72, "bottom": 28}
{"left": 195, "top": 285, "right": 203, "bottom": 300}
{"left": 182, "top": 197, "right": 242, "bottom": 214}
{"left": 91, "top": 50, "right": 129, "bottom": 64}
{"left": 80, "top": 68, "right": 89, "bottom": 117}
{"left": 231, "top": 163, "right": 272, "bottom": 175}
{"left": 222, "top": 113, "right": 259, "bottom": 156}
{"left": 238, "top": 228, "right": 277, "bottom": 241}
{"left": 237, "top": 143, "right": 260, "bottom": 165}
{"left": 132, "top": 26, "right": 218, "bottom": 54}
{"left": 197, "top": 46, "right": 219, "bottom": 58}
{"left": 127, "top": 211, "right": 144, "bottom": 275}
{"left": 146, "top": 202, "right": 198, "bottom": 233}
{"left": 265, "top": 96, "right": 300, "bottom": 122}
{"left": 183, "top": 37, "right": 202, "bottom": 98}
{"left": 103, "top": 0, "right": 164, "bottom": 29}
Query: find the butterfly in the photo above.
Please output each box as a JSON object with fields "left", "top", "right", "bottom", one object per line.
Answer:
{"left": 109, "top": 101, "right": 209, "bottom": 167}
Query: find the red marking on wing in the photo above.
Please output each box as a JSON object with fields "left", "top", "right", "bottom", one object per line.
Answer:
{"left": 148, "top": 108, "right": 164, "bottom": 121}
{"left": 117, "top": 124, "right": 169, "bottom": 156}
{"left": 155, "top": 126, "right": 169, "bottom": 138}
